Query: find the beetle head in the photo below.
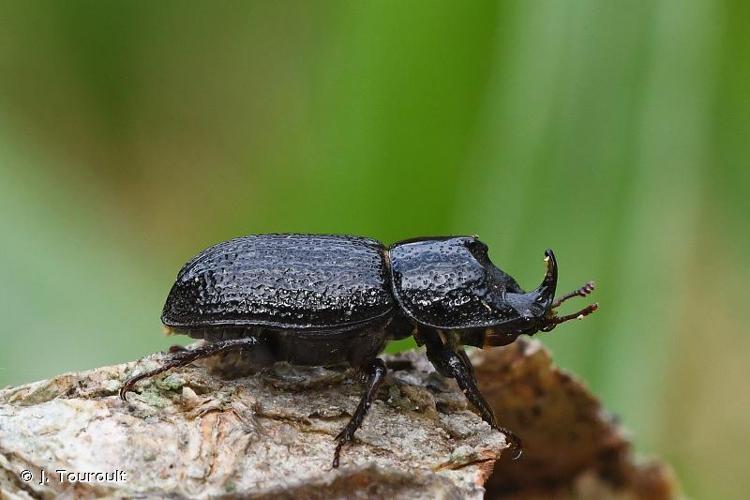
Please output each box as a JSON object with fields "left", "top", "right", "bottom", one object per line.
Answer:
{"left": 484, "top": 249, "right": 598, "bottom": 346}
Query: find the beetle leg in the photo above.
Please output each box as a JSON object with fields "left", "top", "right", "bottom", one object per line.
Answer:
{"left": 119, "top": 337, "right": 262, "bottom": 400}
{"left": 428, "top": 344, "right": 523, "bottom": 460}
{"left": 332, "top": 358, "right": 387, "bottom": 468}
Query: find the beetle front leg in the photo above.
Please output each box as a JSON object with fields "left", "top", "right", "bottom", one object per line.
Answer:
{"left": 120, "top": 337, "right": 263, "bottom": 400}
{"left": 332, "top": 358, "right": 387, "bottom": 468}
{"left": 427, "top": 344, "right": 523, "bottom": 460}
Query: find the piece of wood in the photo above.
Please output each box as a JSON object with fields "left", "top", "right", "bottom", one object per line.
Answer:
{"left": 0, "top": 349, "right": 504, "bottom": 499}
{"left": 473, "top": 339, "right": 679, "bottom": 499}
{"left": 0, "top": 339, "right": 679, "bottom": 499}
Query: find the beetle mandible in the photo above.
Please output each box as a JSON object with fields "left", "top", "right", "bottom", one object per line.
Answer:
{"left": 120, "top": 234, "right": 598, "bottom": 467}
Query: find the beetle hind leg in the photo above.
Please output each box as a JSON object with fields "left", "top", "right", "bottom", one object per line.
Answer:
{"left": 119, "top": 337, "right": 262, "bottom": 400}
{"left": 332, "top": 358, "right": 387, "bottom": 468}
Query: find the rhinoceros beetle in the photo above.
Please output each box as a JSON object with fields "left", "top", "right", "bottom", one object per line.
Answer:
{"left": 121, "top": 234, "right": 597, "bottom": 467}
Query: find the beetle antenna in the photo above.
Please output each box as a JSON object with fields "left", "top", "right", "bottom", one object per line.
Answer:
{"left": 542, "top": 303, "right": 598, "bottom": 331}
{"left": 552, "top": 281, "right": 595, "bottom": 308}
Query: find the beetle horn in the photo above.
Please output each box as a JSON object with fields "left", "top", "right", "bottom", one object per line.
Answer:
{"left": 533, "top": 249, "right": 558, "bottom": 306}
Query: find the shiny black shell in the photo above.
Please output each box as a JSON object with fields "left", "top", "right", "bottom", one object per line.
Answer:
{"left": 389, "top": 237, "right": 524, "bottom": 329}
{"left": 162, "top": 234, "right": 394, "bottom": 330}
{"left": 162, "top": 233, "right": 531, "bottom": 334}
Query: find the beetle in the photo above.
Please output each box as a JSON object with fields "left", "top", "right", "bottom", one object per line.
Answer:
{"left": 120, "top": 234, "right": 597, "bottom": 467}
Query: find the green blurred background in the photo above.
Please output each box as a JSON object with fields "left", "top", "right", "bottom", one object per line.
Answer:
{"left": 1, "top": 1, "right": 747, "bottom": 497}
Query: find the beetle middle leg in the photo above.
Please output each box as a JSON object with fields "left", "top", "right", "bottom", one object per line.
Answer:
{"left": 120, "top": 337, "right": 263, "bottom": 400}
{"left": 426, "top": 342, "right": 523, "bottom": 460}
{"left": 332, "top": 357, "right": 387, "bottom": 468}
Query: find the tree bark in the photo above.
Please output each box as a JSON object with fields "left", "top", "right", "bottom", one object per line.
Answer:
{"left": 0, "top": 339, "right": 678, "bottom": 499}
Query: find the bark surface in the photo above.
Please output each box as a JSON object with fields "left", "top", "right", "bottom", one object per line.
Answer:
{"left": 0, "top": 340, "right": 678, "bottom": 499}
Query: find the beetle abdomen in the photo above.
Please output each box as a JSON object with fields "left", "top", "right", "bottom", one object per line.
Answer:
{"left": 162, "top": 234, "right": 394, "bottom": 330}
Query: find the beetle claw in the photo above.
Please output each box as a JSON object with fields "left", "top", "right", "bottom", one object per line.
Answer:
{"left": 332, "top": 430, "right": 353, "bottom": 468}
{"left": 499, "top": 427, "right": 523, "bottom": 460}
{"left": 332, "top": 441, "right": 344, "bottom": 468}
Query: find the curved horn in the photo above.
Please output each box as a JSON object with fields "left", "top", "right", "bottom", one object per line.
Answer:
{"left": 534, "top": 249, "right": 558, "bottom": 306}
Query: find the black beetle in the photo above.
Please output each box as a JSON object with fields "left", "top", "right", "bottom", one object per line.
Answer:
{"left": 121, "top": 234, "right": 597, "bottom": 466}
